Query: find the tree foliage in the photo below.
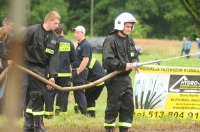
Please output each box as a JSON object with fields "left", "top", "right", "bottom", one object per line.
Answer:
{"left": 27, "top": 0, "right": 68, "bottom": 26}
{"left": 0, "top": 0, "right": 199, "bottom": 39}
{"left": 65, "top": 0, "right": 91, "bottom": 32}
{"left": 179, "top": 0, "right": 200, "bottom": 35}
{"left": 0, "top": 0, "right": 9, "bottom": 23}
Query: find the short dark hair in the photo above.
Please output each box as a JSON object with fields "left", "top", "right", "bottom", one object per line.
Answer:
{"left": 55, "top": 24, "right": 63, "bottom": 35}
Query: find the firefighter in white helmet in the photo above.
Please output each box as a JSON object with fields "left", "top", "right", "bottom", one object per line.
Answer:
{"left": 102, "top": 12, "right": 139, "bottom": 132}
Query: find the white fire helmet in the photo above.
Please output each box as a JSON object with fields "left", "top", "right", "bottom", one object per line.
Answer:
{"left": 114, "top": 12, "right": 137, "bottom": 31}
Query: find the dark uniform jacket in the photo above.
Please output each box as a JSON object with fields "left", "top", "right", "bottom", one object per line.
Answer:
{"left": 0, "top": 41, "right": 5, "bottom": 61}
{"left": 24, "top": 24, "right": 59, "bottom": 78}
{"left": 103, "top": 32, "right": 139, "bottom": 76}
{"left": 88, "top": 57, "right": 106, "bottom": 82}
{"left": 57, "top": 36, "right": 76, "bottom": 77}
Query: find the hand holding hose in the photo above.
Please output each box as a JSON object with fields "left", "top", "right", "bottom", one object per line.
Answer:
{"left": 47, "top": 78, "right": 55, "bottom": 90}
{"left": 126, "top": 63, "right": 139, "bottom": 73}
{"left": 131, "top": 62, "right": 140, "bottom": 73}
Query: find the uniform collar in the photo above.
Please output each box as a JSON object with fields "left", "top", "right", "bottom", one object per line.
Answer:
{"left": 59, "top": 35, "right": 64, "bottom": 38}
{"left": 115, "top": 32, "right": 127, "bottom": 40}
{"left": 78, "top": 38, "right": 86, "bottom": 45}
{"left": 41, "top": 24, "right": 51, "bottom": 33}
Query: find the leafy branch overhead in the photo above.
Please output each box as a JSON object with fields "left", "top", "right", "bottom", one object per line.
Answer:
{"left": 0, "top": 0, "right": 199, "bottom": 39}
{"left": 179, "top": 0, "right": 200, "bottom": 32}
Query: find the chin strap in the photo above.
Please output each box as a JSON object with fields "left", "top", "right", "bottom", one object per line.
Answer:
{"left": 120, "top": 31, "right": 128, "bottom": 37}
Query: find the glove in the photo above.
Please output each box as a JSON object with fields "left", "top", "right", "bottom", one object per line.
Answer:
{"left": 132, "top": 62, "right": 139, "bottom": 68}
{"left": 132, "top": 62, "right": 140, "bottom": 73}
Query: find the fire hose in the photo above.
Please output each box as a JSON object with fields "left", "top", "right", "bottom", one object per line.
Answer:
{"left": 17, "top": 65, "right": 122, "bottom": 91}
{"left": 0, "top": 53, "right": 198, "bottom": 91}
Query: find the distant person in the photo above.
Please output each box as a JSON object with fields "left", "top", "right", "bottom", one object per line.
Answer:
{"left": 196, "top": 37, "right": 200, "bottom": 59}
{"left": 181, "top": 36, "right": 187, "bottom": 56}
{"left": 102, "top": 12, "right": 139, "bottom": 132}
{"left": 72, "top": 25, "right": 92, "bottom": 115}
{"left": 184, "top": 36, "right": 192, "bottom": 58}
{"left": 44, "top": 24, "right": 76, "bottom": 118}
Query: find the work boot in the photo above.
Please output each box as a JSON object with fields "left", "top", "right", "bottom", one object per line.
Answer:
{"left": 23, "top": 113, "right": 34, "bottom": 132}
{"left": 55, "top": 109, "right": 60, "bottom": 116}
{"left": 87, "top": 110, "right": 95, "bottom": 117}
{"left": 55, "top": 105, "right": 60, "bottom": 116}
{"left": 105, "top": 127, "right": 115, "bottom": 132}
{"left": 34, "top": 115, "right": 47, "bottom": 132}
{"left": 44, "top": 115, "right": 53, "bottom": 119}
{"left": 119, "top": 127, "right": 128, "bottom": 132}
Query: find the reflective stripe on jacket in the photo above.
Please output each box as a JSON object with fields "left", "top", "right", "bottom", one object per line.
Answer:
{"left": 57, "top": 36, "right": 76, "bottom": 77}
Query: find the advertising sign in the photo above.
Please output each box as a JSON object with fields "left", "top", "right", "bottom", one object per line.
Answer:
{"left": 133, "top": 65, "right": 200, "bottom": 120}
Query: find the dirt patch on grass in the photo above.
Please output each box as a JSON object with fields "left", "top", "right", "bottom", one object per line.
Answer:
{"left": 2, "top": 120, "right": 199, "bottom": 132}
{"left": 44, "top": 122, "right": 200, "bottom": 132}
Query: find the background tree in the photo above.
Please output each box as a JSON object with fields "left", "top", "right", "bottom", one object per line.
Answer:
{"left": 0, "top": 0, "right": 9, "bottom": 24}
{"left": 179, "top": 0, "right": 200, "bottom": 36}
{"left": 93, "top": 0, "right": 126, "bottom": 36}
{"left": 91, "top": 0, "right": 199, "bottom": 39}
{"left": 27, "top": 0, "right": 68, "bottom": 30}
{"left": 65, "top": 0, "right": 91, "bottom": 33}
{"left": 0, "top": 0, "right": 199, "bottom": 40}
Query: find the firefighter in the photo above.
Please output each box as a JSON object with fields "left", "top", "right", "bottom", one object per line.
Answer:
{"left": 44, "top": 24, "right": 76, "bottom": 118}
{"left": 85, "top": 57, "right": 106, "bottom": 117}
{"left": 102, "top": 12, "right": 139, "bottom": 132}
{"left": 22, "top": 11, "right": 61, "bottom": 132}
{"left": 72, "top": 25, "right": 92, "bottom": 115}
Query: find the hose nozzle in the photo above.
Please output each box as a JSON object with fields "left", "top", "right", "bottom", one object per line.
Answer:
{"left": 132, "top": 59, "right": 162, "bottom": 68}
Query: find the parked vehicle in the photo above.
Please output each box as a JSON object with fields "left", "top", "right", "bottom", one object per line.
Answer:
{"left": 88, "top": 37, "right": 142, "bottom": 54}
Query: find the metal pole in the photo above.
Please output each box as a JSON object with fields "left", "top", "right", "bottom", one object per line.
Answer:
{"left": 90, "top": 0, "right": 94, "bottom": 37}
{"left": 133, "top": 53, "right": 199, "bottom": 67}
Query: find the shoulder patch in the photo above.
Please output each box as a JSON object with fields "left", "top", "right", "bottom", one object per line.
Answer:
{"left": 51, "top": 40, "right": 57, "bottom": 44}
{"left": 59, "top": 42, "right": 71, "bottom": 51}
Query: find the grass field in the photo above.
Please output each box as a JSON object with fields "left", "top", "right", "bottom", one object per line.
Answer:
{"left": 1, "top": 38, "right": 200, "bottom": 132}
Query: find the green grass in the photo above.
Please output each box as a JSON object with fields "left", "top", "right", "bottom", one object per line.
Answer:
{"left": 48, "top": 53, "right": 200, "bottom": 131}
{"left": 1, "top": 42, "right": 200, "bottom": 131}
